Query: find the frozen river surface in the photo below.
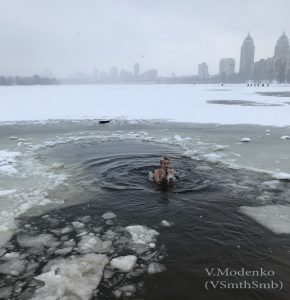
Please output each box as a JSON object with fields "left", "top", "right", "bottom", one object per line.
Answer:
{"left": 1, "top": 84, "right": 290, "bottom": 299}
{"left": 1, "top": 83, "right": 290, "bottom": 125}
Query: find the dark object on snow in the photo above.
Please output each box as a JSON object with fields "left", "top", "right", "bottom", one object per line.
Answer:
{"left": 99, "top": 120, "right": 111, "bottom": 124}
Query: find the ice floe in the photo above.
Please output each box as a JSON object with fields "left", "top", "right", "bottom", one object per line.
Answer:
{"left": 0, "top": 208, "right": 166, "bottom": 299}
{"left": 110, "top": 255, "right": 137, "bottom": 272}
{"left": 0, "top": 189, "right": 16, "bottom": 197}
{"left": 0, "top": 286, "right": 13, "bottom": 299}
{"left": 77, "top": 235, "right": 112, "bottom": 254}
{"left": 148, "top": 262, "right": 167, "bottom": 274}
{"left": 240, "top": 205, "right": 290, "bottom": 234}
{"left": 211, "top": 144, "right": 230, "bottom": 151}
{"left": 0, "top": 150, "right": 21, "bottom": 176}
{"left": 102, "top": 211, "right": 117, "bottom": 220}
{"left": 50, "top": 162, "right": 64, "bottom": 169}
{"left": 161, "top": 220, "right": 174, "bottom": 227}
{"left": 72, "top": 221, "right": 85, "bottom": 229}
{"left": 32, "top": 254, "right": 108, "bottom": 300}
{"left": 271, "top": 172, "right": 290, "bottom": 180}
{"left": 125, "top": 225, "right": 159, "bottom": 245}
{"left": 0, "top": 257, "right": 26, "bottom": 276}
{"left": 262, "top": 180, "right": 281, "bottom": 190}
{"left": 0, "top": 230, "right": 14, "bottom": 247}
{"left": 240, "top": 138, "right": 252, "bottom": 142}
{"left": 195, "top": 165, "right": 213, "bottom": 171}
{"left": 17, "top": 234, "right": 57, "bottom": 248}
{"left": 202, "top": 153, "right": 223, "bottom": 164}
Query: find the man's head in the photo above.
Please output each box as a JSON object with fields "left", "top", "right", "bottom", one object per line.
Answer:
{"left": 160, "top": 156, "right": 170, "bottom": 170}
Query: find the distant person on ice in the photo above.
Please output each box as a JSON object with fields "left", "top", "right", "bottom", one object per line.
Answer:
{"left": 154, "top": 156, "right": 177, "bottom": 185}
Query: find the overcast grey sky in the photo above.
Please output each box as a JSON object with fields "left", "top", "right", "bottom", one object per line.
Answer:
{"left": 0, "top": 0, "right": 289, "bottom": 77}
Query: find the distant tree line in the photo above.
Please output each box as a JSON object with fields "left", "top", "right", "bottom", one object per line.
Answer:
{"left": 0, "top": 75, "right": 59, "bottom": 86}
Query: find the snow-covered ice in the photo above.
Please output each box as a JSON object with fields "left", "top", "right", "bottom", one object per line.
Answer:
{"left": 72, "top": 221, "right": 85, "bottom": 229}
{"left": 161, "top": 220, "right": 173, "bottom": 227}
{"left": 2, "top": 84, "right": 290, "bottom": 126}
{"left": 271, "top": 172, "right": 290, "bottom": 180}
{"left": 125, "top": 225, "right": 159, "bottom": 245}
{"left": 32, "top": 254, "right": 108, "bottom": 300}
{"left": 110, "top": 255, "right": 137, "bottom": 272}
{"left": 240, "top": 205, "right": 290, "bottom": 234}
{"left": 77, "top": 235, "right": 112, "bottom": 254}
{"left": 0, "top": 189, "right": 16, "bottom": 197}
{"left": 240, "top": 138, "right": 252, "bottom": 142}
{"left": 0, "top": 258, "right": 26, "bottom": 276}
{"left": 17, "top": 234, "right": 57, "bottom": 248}
{"left": 113, "top": 284, "right": 137, "bottom": 298}
{"left": 0, "top": 230, "right": 14, "bottom": 247}
{"left": 148, "top": 262, "right": 167, "bottom": 274}
{"left": 0, "top": 150, "right": 21, "bottom": 176}
{"left": 101, "top": 211, "right": 117, "bottom": 220}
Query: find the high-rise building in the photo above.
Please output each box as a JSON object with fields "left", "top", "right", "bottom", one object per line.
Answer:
{"left": 110, "top": 67, "right": 119, "bottom": 79}
{"left": 274, "top": 32, "right": 289, "bottom": 82}
{"left": 239, "top": 34, "right": 255, "bottom": 80}
{"left": 287, "top": 49, "right": 290, "bottom": 82}
{"left": 198, "top": 62, "right": 209, "bottom": 78}
{"left": 274, "top": 32, "right": 289, "bottom": 59}
{"left": 134, "top": 63, "right": 140, "bottom": 77}
{"left": 219, "top": 58, "right": 235, "bottom": 76}
{"left": 142, "top": 69, "right": 158, "bottom": 81}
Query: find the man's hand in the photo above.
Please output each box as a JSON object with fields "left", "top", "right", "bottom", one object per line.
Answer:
{"left": 160, "top": 169, "right": 167, "bottom": 178}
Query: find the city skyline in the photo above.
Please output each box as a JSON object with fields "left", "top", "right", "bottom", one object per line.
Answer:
{"left": 0, "top": 0, "right": 290, "bottom": 77}
{"left": 71, "top": 32, "right": 290, "bottom": 80}
{"left": 1, "top": 31, "right": 289, "bottom": 84}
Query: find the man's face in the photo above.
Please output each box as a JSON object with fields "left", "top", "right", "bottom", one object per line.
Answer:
{"left": 161, "top": 160, "right": 170, "bottom": 170}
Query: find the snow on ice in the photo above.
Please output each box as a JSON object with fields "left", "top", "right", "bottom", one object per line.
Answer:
{"left": 32, "top": 254, "right": 109, "bottom": 300}
{"left": 240, "top": 205, "right": 290, "bottom": 234}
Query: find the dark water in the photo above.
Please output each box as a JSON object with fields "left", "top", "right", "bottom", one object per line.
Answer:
{"left": 7, "top": 140, "right": 290, "bottom": 299}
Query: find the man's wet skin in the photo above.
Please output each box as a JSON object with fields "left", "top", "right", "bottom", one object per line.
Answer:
{"left": 154, "top": 156, "right": 176, "bottom": 185}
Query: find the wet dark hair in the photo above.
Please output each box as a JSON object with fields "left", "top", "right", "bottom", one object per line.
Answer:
{"left": 160, "top": 156, "right": 170, "bottom": 165}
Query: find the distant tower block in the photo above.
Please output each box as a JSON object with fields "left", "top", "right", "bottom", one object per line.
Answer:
{"left": 110, "top": 66, "right": 119, "bottom": 79}
{"left": 198, "top": 62, "right": 209, "bottom": 78}
{"left": 274, "top": 32, "right": 289, "bottom": 59}
{"left": 134, "top": 63, "right": 140, "bottom": 77}
{"left": 219, "top": 58, "right": 235, "bottom": 76}
{"left": 239, "top": 34, "right": 255, "bottom": 80}
{"left": 274, "top": 32, "right": 290, "bottom": 82}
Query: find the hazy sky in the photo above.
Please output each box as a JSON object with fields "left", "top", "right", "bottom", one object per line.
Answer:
{"left": 0, "top": 0, "right": 289, "bottom": 77}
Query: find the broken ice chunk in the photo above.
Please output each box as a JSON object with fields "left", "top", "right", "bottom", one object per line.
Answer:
{"left": 110, "top": 255, "right": 137, "bottom": 272}
{"left": 77, "top": 235, "right": 112, "bottom": 254}
{"left": 0, "top": 230, "right": 14, "bottom": 248}
{"left": 17, "top": 234, "right": 57, "bottom": 248}
{"left": 72, "top": 221, "right": 85, "bottom": 229}
{"left": 240, "top": 138, "right": 252, "bottom": 142}
{"left": 102, "top": 212, "right": 116, "bottom": 220}
{"left": 50, "top": 162, "right": 64, "bottom": 169}
{"left": 0, "top": 258, "right": 26, "bottom": 276}
{"left": 55, "top": 247, "right": 73, "bottom": 256}
{"left": 0, "top": 287, "right": 13, "bottom": 299}
{"left": 161, "top": 220, "right": 173, "bottom": 227}
{"left": 125, "top": 225, "right": 159, "bottom": 245}
{"left": 32, "top": 254, "right": 108, "bottom": 300}
{"left": 240, "top": 205, "right": 290, "bottom": 234}
{"left": 2, "top": 252, "right": 20, "bottom": 261}
{"left": 148, "top": 262, "right": 167, "bottom": 274}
